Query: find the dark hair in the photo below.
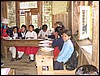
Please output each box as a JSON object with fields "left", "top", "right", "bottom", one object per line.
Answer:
{"left": 42, "top": 24, "right": 48, "bottom": 30}
{"left": 13, "top": 26, "right": 19, "bottom": 31}
{"left": 54, "top": 21, "right": 65, "bottom": 29}
{"left": 55, "top": 26, "right": 63, "bottom": 36}
{"left": 28, "top": 25, "right": 34, "bottom": 29}
{"left": 54, "top": 21, "right": 63, "bottom": 25}
{"left": 21, "top": 25, "right": 27, "bottom": 29}
{"left": 75, "top": 65, "right": 99, "bottom": 75}
{"left": 63, "top": 30, "right": 72, "bottom": 36}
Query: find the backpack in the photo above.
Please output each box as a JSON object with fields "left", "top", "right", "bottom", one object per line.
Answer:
{"left": 65, "top": 50, "right": 78, "bottom": 70}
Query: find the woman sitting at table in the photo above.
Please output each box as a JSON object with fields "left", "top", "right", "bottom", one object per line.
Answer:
{"left": 38, "top": 24, "right": 51, "bottom": 39}
{"left": 25, "top": 25, "right": 38, "bottom": 62}
{"left": 9, "top": 26, "right": 22, "bottom": 62}
{"left": 16, "top": 25, "right": 27, "bottom": 60}
{"left": 52, "top": 26, "right": 64, "bottom": 58}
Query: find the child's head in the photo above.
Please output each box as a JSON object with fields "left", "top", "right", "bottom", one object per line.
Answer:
{"left": 28, "top": 25, "right": 34, "bottom": 32}
{"left": 13, "top": 26, "right": 18, "bottom": 33}
{"left": 62, "top": 30, "right": 72, "bottom": 41}
{"left": 54, "top": 21, "right": 65, "bottom": 29}
{"left": 21, "top": 25, "right": 27, "bottom": 32}
{"left": 42, "top": 24, "right": 48, "bottom": 32}
{"left": 54, "top": 27, "right": 62, "bottom": 37}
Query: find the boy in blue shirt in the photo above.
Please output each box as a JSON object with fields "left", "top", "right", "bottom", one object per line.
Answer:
{"left": 53, "top": 30, "right": 74, "bottom": 70}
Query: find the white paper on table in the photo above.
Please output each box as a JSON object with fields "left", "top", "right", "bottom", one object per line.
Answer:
{"left": 39, "top": 43, "right": 50, "bottom": 47}
{"left": 81, "top": 45, "right": 92, "bottom": 55}
{"left": 39, "top": 40, "right": 52, "bottom": 44}
{"left": 40, "top": 47, "right": 54, "bottom": 52}
{"left": 1, "top": 68, "right": 11, "bottom": 75}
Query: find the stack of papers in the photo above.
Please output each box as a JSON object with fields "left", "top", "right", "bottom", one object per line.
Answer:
{"left": 39, "top": 40, "right": 52, "bottom": 47}
{"left": 39, "top": 44, "right": 50, "bottom": 47}
{"left": 39, "top": 40, "right": 52, "bottom": 44}
{"left": 40, "top": 47, "right": 54, "bottom": 52}
{"left": 1, "top": 68, "right": 11, "bottom": 75}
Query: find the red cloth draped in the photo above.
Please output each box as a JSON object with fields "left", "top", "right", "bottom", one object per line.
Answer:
{"left": 53, "top": 46, "right": 60, "bottom": 58}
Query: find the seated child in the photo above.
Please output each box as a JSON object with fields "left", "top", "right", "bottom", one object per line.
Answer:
{"left": 52, "top": 27, "right": 64, "bottom": 58}
{"left": 38, "top": 24, "right": 51, "bottom": 39}
{"left": 53, "top": 30, "right": 74, "bottom": 70}
{"left": 16, "top": 25, "right": 27, "bottom": 60}
{"left": 25, "top": 25, "right": 38, "bottom": 62}
{"left": 9, "top": 26, "right": 22, "bottom": 61}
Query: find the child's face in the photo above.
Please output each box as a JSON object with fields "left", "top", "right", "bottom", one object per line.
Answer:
{"left": 13, "top": 28, "right": 18, "bottom": 33}
{"left": 21, "top": 27, "right": 26, "bottom": 32}
{"left": 29, "top": 26, "right": 34, "bottom": 32}
{"left": 54, "top": 32, "right": 58, "bottom": 37}
{"left": 62, "top": 33, "right": 70, "bottom": 41}
{"left": 43, "top": 27, "right": 47, "bottom": 32}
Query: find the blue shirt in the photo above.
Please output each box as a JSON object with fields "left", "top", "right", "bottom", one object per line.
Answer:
{"left": 52, "top": 37, "right": 64, "bottom": 51}
{"left": 56, "top": 39, "right": 74, "bottom": 63}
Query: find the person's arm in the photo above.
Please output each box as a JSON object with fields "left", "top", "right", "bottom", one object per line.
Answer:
{"left": 58, "top": 38, "right": 64, "bottom": 51}
{"left": 34, "top": 32, "right": 37, "bottom": 39}
{"left": 18, "top": 32, "right": 22, "bottom": 39}
{"left": 57, "top": 43, "right": 74, "bottom": 62}
{"left": 52, "top": 39, "right": 58, "bottom": 48}
{"left": 38, "top": 30, "right": 42, "bottom": 38}
{"left": 25, "top": 32, "right": 28, "bottom": 39}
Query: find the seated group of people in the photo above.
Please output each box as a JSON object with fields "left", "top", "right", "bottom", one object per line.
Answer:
{"left": 2, "top": 24, "right": 53, "bottom": 62}
{"left": 1, "top": 18, "right": 75, "bottom": 70}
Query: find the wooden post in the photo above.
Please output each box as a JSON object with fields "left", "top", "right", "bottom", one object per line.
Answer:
{"left": 92, "top": 1, "right": 99, "bottom": 70}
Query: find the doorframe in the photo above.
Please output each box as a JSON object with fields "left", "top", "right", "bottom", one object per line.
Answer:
{"left": 16, "top": 1, "right": 42, "bottom": 28}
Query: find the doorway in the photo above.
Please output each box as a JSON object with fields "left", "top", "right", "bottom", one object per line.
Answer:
{"left": 18, "top": 1, "right": 42, "bottom": 29}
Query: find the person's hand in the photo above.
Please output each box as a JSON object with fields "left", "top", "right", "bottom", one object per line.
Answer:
{"left": 30, "top": 37, "right": 34, "bottom": 39}
{"left": 16, "top": 37, "right": 18, "bottom": 39}
{"left": 26, "top": 37, "right": 28, "bottom": 39}
{"left": 54, "top": 57, "right": 57, "bottom": 61}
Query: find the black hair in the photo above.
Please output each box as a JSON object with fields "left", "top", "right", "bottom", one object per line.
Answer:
{"left": 63, "top": 30, "right": 72, "bottom": 36}
{"left": 42, "top": 24, "right": 48, "bottom": 30}
{"left": 13, "top": 26, "right": 19, "bottom": 32}
{"left": 55, "top": 26, "right": 63, "bottom": 36}
{"left": 21, "top": 24, "right": 27, "bottom": 29}
{"left": 54, "top": 21, "right": 65, "bottom": 29}
{"left": 28, "top": 25, "right": 34, "bottom": 29}
{"left": 54, "top": 21, "right": 63, "bottom": 25}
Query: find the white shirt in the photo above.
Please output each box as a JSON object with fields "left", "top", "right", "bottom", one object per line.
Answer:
{"left": 13, "top": 32, "right": 18, "bottom": 39}
{"left": 25, "top": 31, "right": 37, "bottom": 39}
{"left": 38, "top": 30, "right": 51, "bottom": 39}
{"left": 21, "top": 31, "right": 26, "bottom": 38}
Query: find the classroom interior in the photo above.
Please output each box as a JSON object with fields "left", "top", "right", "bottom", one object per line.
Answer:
{"left": 1, "top": 1, "right": 99, "bottom": 75}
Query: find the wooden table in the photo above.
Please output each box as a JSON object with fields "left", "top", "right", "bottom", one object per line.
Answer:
{"left": 2, "top": 39, "right": 43, "bottom": 63}
{"left": 35, "top": 49, "right": 54, "bottom": 75}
